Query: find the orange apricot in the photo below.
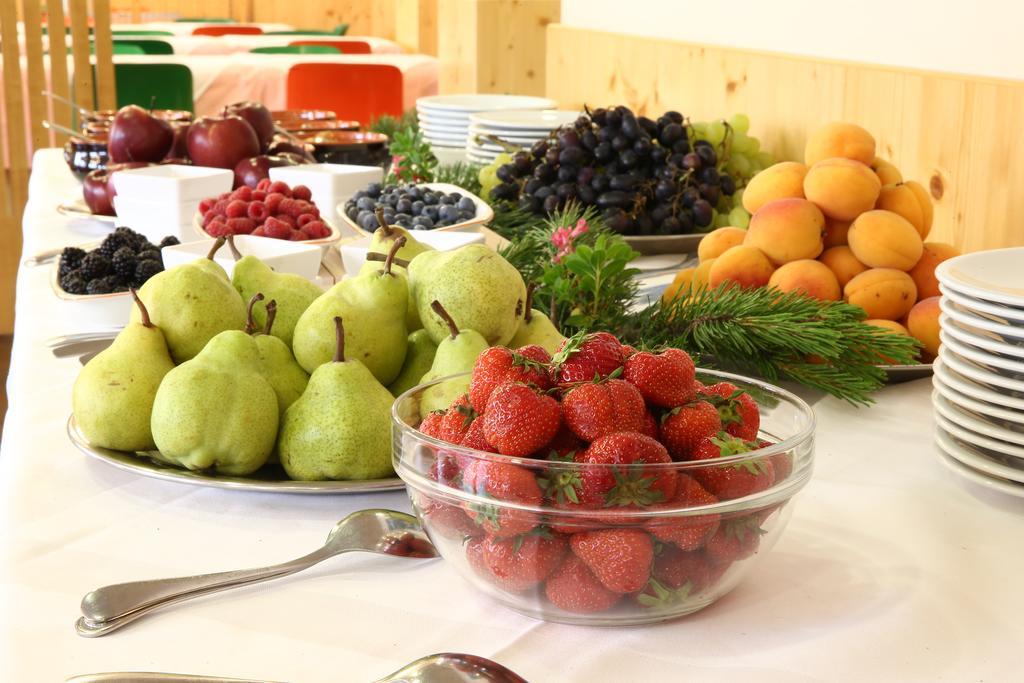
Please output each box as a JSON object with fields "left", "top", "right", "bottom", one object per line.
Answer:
{"left": 819, "top": 246, "right": 868, "bottom": 289}
{"left": 906, "top": 296, "right": 941, "bottom": 357}
{"left": 875, "top": 182, "right": 933, "bottom": 240}
{"left": 698, "top": 227, "right": 747, "bottom": 263}
{"left": 803, "top": 157, "right": 882, "bottom": 221}
{"left": 804, "top": 122, "right": 876, "bottom": 166}
{"left": 908, "top": 242, "right": 961, "bottom": 300}
{"left": 741, "top": 161, "right": 808, "bottom": 214}
{"left": 767, "top": 259, "right": 841, "bottom": 301}
{"left": 847, "top": 209, "right": 924, "bottom": 271}
{"left": 744, "top": 198, "right": 825, "bottom": 266}
{"left": 844, "top": 268, "right": 918, "bottom": 320}
{"left": 662, "top": 267, "right": 697, "bottom": 303}
{"left": 871, "top": 157, "right": 903, "bottom": 185}
{"left": 708, "top": 246, "right": 775, "bottom": 290}
{"left": 823, "top": 218, "right": 851, "bottom": 248}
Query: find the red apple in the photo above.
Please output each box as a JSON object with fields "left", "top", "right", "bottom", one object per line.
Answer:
{"left": 226, "top": 101, "right": 275, "bottom": 153}
{"left": 82, "top": 162, "right": 151, "bottom": 215}
{"left": 165, "top": 122, "right": 191, "bottom": 161}
{"left": 266, "top": 137, "right": 316, "bottom": 163}
{"left": 186, "top": 114, "right": 260, "bottom": 170}
{"left": 233, "top": 154, "right": 304, "bottom": 189}
{"left": 107, "top": 105, "right": 174, "bottom": 163}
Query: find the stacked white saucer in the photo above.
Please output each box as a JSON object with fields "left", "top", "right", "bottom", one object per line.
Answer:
{"left": 466, "top": 109, "right": 580, "bottom": 164}
{"left": 932, "top": 247, "right": 1024, "bottom": 497}
{"left": 416, "top": 94, "right": 557, "bottom": 162}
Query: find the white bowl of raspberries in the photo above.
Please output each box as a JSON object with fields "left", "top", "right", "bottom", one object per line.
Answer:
{"left": 194, "top": 178, "right": 341, "bottom": 252}
{"left": 392, "top": 332, "right": 816, "bottom": 625}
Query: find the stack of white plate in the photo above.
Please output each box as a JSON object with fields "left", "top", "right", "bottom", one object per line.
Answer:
{"left": 465, "top": 109, "right": 580, "bottom": 164}
{"left": 932, "top": 247, "right": 1024, "bottom": 497}
{"left": 416, "top": 94, "right": 557, "bottom": 162}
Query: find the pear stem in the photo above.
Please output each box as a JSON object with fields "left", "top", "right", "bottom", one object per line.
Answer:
{"left": 129, "top": 288, "right": 153, "bottom": 328}
{"left": 523, "top": 283, "right": 537, "bottom": 323}
{"left": 375, "top": 207, "right": 393, "bottom": 237}
{"left": 226, "top": 234, "right": 242, "bottom": 261}
{"left": 264, "top": 300, "right": 277, "bottom": 336}
{"left": 382, "top": 235, "right": 406, "bottom": 276}
{"left": 245, "top": 292, "right": 265, "bottom": 334}
{"left": 150, "top": 95, "right": 157, "bottom": 113}
{"left": 333, "top": 316, "right": 345, "bottom": 362}
{"left": 430, "top": 300, "right": 459, "bottom": 340}
{"left": 365, "top": 252, "right": 411, "bottom": 268}
{"left": 207, "top": 236, "right": 227, "bottom": 260}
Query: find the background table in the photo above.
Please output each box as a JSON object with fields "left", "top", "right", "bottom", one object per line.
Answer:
{"left": 110, "top": 21, "right": 296, "bottom": 36}
{"left": 2, "top": 149, "right": 1023, "bottom": 682}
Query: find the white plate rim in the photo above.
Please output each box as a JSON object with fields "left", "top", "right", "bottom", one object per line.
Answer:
{"left": 940, "top": 283, "right": 1024, "bottom": 322}
{"left": 469, "top": 109, "right": 580, "bottom": 130}
{"left": 933, "top": 371, "right": 1024, "bottom": 425}
{"left": 935, "top": 247, "right": 1024, "bottom": 307}
{"left": 941, "top": 313, "right": 1024, "bottom": 360}
{"left": 932, "top": 391, "right": 1024, "bottom": 448}
{"left": 939, "top": 345, "right": 1024, "bottom": 393}
{"left": 939, "top": 297, "right": 1024, "bottom": 340}
{"left": 933, "top": 409, "right": 1024, "bottom": 461}
{"left": 934, "top": 357, "right": 1024, "bottom": 410}
{"left": 935, "top": 424, "right": 1024, "bottom": 483}
{"left": 57, "top": 199, "right": 119, "bottom": 224}
{"left": 939, "top": 329, "right": 1024, "bottom": 374}
{"left": 935, "top": 432, "right": 1024, "bottom": 496}
{"left": 416, "top": 94, "right": 557, "bottom": 112}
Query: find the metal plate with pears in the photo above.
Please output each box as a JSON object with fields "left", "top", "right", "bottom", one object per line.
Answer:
{"left": 67, "top": 414, "right": 406, "bottom": 494}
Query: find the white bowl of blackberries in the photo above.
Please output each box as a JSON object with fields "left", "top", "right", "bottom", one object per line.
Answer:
{"left": 54, "top": 227, "right": 178, "bottom": 299}
{"left": 340, "top": 182, "right": 492, "bottom": 234}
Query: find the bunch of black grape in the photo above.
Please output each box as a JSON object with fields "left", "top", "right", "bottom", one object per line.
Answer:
{"left": 488, "top": 106, "right": 739, "bottom": 235}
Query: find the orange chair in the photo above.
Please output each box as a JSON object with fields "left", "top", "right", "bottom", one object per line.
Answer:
{"left": 192, "top": 25, "right": 263, "bottom": 36}
{"left": 290, "top": 39, "right": 371, "bottom": 54}
{"left": 286, "top": 63, "right": 403, "bottom": 127}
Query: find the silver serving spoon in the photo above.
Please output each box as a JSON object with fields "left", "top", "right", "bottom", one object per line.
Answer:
{"left": 64, "top": 653, "right": 527, "bottom": 682}
{"left": 76, "top": 509, "right": 437, "bottom": 638}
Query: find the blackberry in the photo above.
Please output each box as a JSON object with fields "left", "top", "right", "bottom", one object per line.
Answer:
{"left": 134, "top": 259, "right": 162, "bottom": 285}
{"left": 97, "top": 233, "right": 128, "bottom": 259}
{"left": 86, "top": 275, "right": 121, "bottom": 295}
{"left": 137, "top": 248, "right": 161, "bottom": 264}
{"left": 59, "top": 247, "right": 86, "bottom": 277}
{"left": 159, "top": 236, "right": 180, "bottom": 249}
{"left": 78, "top": 252, "right": 111, "bottom": 280}
{"left": 111, "top": 247, "right": 138, "bottom": 282}
{"left": 60, "top": 272, "right": 88, "bottom": 295}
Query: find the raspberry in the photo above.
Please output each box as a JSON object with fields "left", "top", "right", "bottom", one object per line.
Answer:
{"left": 292, "top": 185, "right": 312, "bottom": 201}
{"left": 212, "top": 199, "right": 229, "bottom": 216}
{"left": 251, "top": 226, "right": 267, "bottom": 237}
{"left": 297, "top": 213, "right": 316, "bottom": 227}
{"left": 286, "top": 200, "right": 311, "bottom": 218}
{"left": 252, "top": 190, "right": 267, "bottom": 201}
{"left": 202, "top": 211, "right": 218, "bottom": 227}
{"left": 277, "top": 197, "right": 298, "bottom": 216}
{"left": 301, "top": 220, "right": 329, "bottom": 238}
{"left": 247, "top": 201, "right": 269, "bottom": 222}
{"left": 218, "top": 192, "right": 231, "bottom": 201}
{"left": 199, "top": 198, "right": 214, "bottom": 214}
{"left": 232, "top": 185, "right": 253, "bottom": 202}
{"left": 227, "top": 217, "right": 256, "bottom": 234}
{"left": 256, "top": 178, "right": 272, "bottom": 191}
{"left": 226, "top": 199, "right": 248, "bottom": 218}
{"left": 265, "top": 192, "right": 285, "bottom": 214}
{"left": 276, "top": 214, "right": 296, "bottom": 228}
{"left": 205, "top": 219, "right": 230, "bottom": 237}
{"left": 267, "top": 181, "right": 291, "bottom": 197}
{"left": 263, "top": 216, "right": 291, "bottom": 239}
{"left": 289, "top": 229, "right": 307, "bottom": 241}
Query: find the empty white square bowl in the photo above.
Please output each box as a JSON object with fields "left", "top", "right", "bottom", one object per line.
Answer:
{"left": 161, "top": 235, "right": 324, "bottom": 282}
{"left": 111, "top": 164, "right": 234, "bottom": 204}
{"left": 340, "top": 230, "right": 485, "bottom": 275}
{"left": 269, "top": 164, "right": 383, "bottom": 216}
{"left": 112, "top": 195, "right": 200, "bottom": 244}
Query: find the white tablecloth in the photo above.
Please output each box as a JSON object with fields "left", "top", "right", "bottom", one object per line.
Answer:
{"left": 2, "top": 149, "right": 1023, "bottom": 682}
{"left": 156, "top": 35, "right": 403, "bottom": 55}
{"left": 110, "top": 22, "right": 296, "bottom": 36}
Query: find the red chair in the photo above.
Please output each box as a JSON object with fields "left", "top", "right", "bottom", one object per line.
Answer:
{"left": 286, "top": 63, "right": 403, "bottom": 127}
{"left": 290, "top": 39, "right": 371, "bottom": 54}
{"left": 192, "top": 25, "right": 263, "bottom": 36}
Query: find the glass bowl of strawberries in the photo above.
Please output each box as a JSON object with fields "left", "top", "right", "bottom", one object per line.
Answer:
{"left": 391, "top": 333, "right": 816, "bottom": 625}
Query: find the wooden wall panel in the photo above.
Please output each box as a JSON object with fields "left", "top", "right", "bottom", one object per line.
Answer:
{"left": 395, "top": 0, "right": 437, "bottom": 55}
{"left": 546, "top": 24, "right": 1024, "bottom": 253}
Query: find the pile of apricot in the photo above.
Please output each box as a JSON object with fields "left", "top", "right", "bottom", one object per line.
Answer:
{"left": 664, "top": 122, "right": 956, "bottom": 362}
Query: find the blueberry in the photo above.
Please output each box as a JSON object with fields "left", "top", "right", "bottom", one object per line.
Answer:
{"left": 396, "top": 217, "right": 412, "bottom": 228}
{"left": 384, "top": 184, "right": 397, "bottom": 193}
{"left": 357, "top": 209, "right": 373, "bottom": 223}
{"left": 439, "top": 195, "right": 454, "bottom": 205}
{"left": 423, "top": 206, "right": 439, "bottom": 221}
{"left": 439, "top": 205, "right": 458, "bottom": 221}
{"left": 365, "top": 183, "right": 382, "bottom": 198}
{"left": 448, "top": 192, "right": 463, "bottom": 201}
{"left": 358, "top": 213, "right": 378, "bottom": 231}
{"left": 458, "top": 210, "right": 475, "bottom": 221}
{"left": 423, "top": 193, "right": 439, "bottom": 205}
{"left": 412, "top": 215, "right": 434, "bottom": 229}
{"left": 395, "top": 199, "right": 413, "bottom": 214}
{"left": 457, "top": 197, "right": 476, "bottom": 213}
{"left": 394, "top": 213, "right": 411, "bottom": 222}
{"left": 356, "top": 196, "right": 376, "bottom": 211}
{"left": 411, "top": 200, "right": 425, "bottom": 215}
{"left": 405, "top": 186, "right": 421, "bottom": 200}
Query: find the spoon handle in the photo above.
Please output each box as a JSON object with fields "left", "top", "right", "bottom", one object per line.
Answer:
{"left": 78, "top": 545, "right": 337, "bottom": 635}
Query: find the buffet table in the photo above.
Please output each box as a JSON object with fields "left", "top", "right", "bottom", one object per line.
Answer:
{"left": 2, "top": 149, "right": 1023, "bottom": 682}
{"left": 109, "top": 21, "right": 296, "bottom": 35}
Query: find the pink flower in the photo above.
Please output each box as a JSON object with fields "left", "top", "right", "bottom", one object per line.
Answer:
{"left": 551, "top": 219, "right": 589, "bottom": 263}
{"left": 570, "top": 218, "right": 589, "bottom": 238}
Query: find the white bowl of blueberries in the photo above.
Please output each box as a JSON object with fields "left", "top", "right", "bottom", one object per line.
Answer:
{"left": 339, "top": 182, "right": 493, "bottom": 234}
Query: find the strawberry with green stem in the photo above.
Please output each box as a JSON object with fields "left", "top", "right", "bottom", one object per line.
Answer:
{"left": 705, "top": 514, "right": 765, "bottom": 564}
{"left": 636, "top": 543, "right": 716, "bottom": 609}
{"left": 570, "top": 527, "right": 654, "bottom": 594}
{"left": 699, "top": 382, "right": 761, "bottom": 441}
{"left": 469, "top": 345, "right": 552, "bottom": 413}
{"left": 461, "top": 459, "right": 543, "bottom": 537}
{"left": 623, "top": 347, "right": 697, "bottom": 408}
{"left": 482, "top": 381, "right": 561, "bottom": 457}
{"left": 437, "top": 394, "right": 478, "bottom": 445}
{"left": 644, "top": 473, "right": 720, "bottom": 551}
{"left": 480, "top": 527, "right": 568, "bottom": 592}
{"left": 561, "top": 376, "right": 646, "bottom": 442}
{"left": 691, "top": 432, "right": 775, "bottom": 500}
{"left": 562, "top": 432, "right": 678, "bottom": 513}
{"left": 550, "top": 331, "right": 624, "bottom": 386}
{"left": 659, "top": 399, "right": 722, "bottom": 461}
{"left": 544, "top": 554, "right": 622, "bottom": 614}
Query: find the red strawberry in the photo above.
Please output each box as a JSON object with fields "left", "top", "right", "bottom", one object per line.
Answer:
{"left": 623, "top": 348, "right": 697, "bottom": 407}
{"left": 437, "top": 394, "right": 477, "bottom": 445}
{"left": 482, "top": 382, "right": 561, "bottom": 456}
{"left": 460, "top": 418, "right": 496, "bottom": 452}
{"left": 621, "top": 344, "right": 638, "bottom": 357}
{"left": 639, "top": 410, "right": 659, "bottom": 439}
{"left": 635, "top": 546, "right": 715, "bottom": 609}
{"left": 419, "top": 411, "right": 445, "bottom": 439}
{"left": 570, "top": 528, "right": 654, "bottom": 593}
{"left": 644, "top": 474, "right": 720, "bottom": 550}
{"left": 481, "top": 530, "right": 568, "bottom": 592}
{"left": 536, "top": 425, "right": 584, "bottom": 459}
{"left": 705, "top": 516, "right": 763, "bottom": 564}
{"left": 468, "top": 346, "right": 552, "bottom": 413}
{"left": 572, "top": 432, "right": 677, "bottom": 509}
{"left": 429, "top": 450, "right": 463, "bottom": 487}
{"left": 419, "top": 499, "right": 480, "bottom": 539}
{"left": 659, "top": 400, "right": 721, "bottom": 460}
{"left": 544, "top": 554, "right": 621, "bottom": 614}
{"left": 691, "top": 433, "right": 774, "bottom": 500}
{"left": 551, "top": 332, "right": 624, "bottom": 386}
{"left": 517, "top": 344, "right": 553, "bottom": 364}
{"left": 461, "top": 460, "right": 542, "bottom": 537}
{"left": 561, "top": 378, "right": 646, "bottom": 442}
{"left": 699, "top": 382, "right": 761, "bottom": 441}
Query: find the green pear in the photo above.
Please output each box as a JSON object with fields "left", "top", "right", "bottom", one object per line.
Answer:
{"left": 409, "top": 244, "right": 526, "bottom": 346}
{"left": 228, "top": 236, "right": 324, "bottom": 348}
{"left": 418, "top": 300, "right": 489, "bottom": 417}
{"left": 357, "top": 208, "right": 433, "bottom": 276}
{"left": 150, "top": 329, "right": 278, "bottom": 475}
{"left": 387, "top": 329, "right": 437, "bottom": 398}
{"left": 72, "top": 290, "right": 174, "bottom": 451}
{"left": 279, "top": 316, "right": 395, "bottom": 481}
{"left": 245, "top": 294, "right": 309, "bottom": 419}
{"left": 508, "top": 283, "right": 566, "bottom": 354}
{"left": 292, "top": 238, "right": 409, "bottom": 383}
{"left": 131, "top": 237, "right": 247, "bottom": 363}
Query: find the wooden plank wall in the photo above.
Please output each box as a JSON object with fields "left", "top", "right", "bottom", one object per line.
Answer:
{"left": 545, "top": 24, "right": 1024, "bottom": 254}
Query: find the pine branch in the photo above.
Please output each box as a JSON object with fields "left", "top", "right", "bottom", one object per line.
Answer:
{"left": 434, "top": 162, "right": 484, "bottom": 195}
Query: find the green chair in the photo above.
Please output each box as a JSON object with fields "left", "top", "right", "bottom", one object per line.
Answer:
{"left": 112, "top": 30, "right": 173, "bottom": 36}
{"left": 114, "top": 63, "right": 194, "bottom": 112}
{"left": 175, "top": 17, "right": 233, "bottom": 22}
{"left": 114, "top": 39, "right": 174, "bottom": 55}
{"left": 250, "top": 45, "right": 341, "bottom": 54}
{"left": 333, "top": 23, "right": 349, "bottom": 35}
{"left": 62, "top": 43, "right": 144, "bottom": 56}
{"left": 264, "top": 30, "right": 336, "bottom": 36}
